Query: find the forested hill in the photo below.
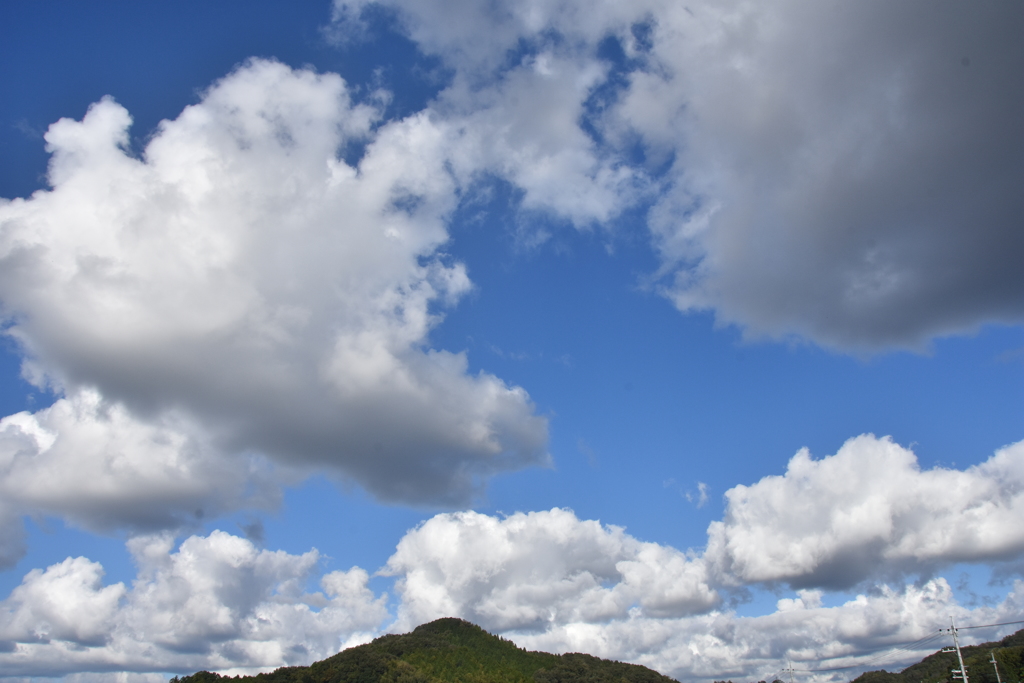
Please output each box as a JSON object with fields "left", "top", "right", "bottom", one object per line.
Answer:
{"left": 852, "top": 628, "right": 1024, "bottom": 683}
{"left": 173, "top": 617, "right": 679, "bottom": 683}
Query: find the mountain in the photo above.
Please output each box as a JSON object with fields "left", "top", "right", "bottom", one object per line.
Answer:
{"left": 172, "top": 618, "right": 679, "bottom": 683}
{"left": 852, "top": 629, "right": 1024, "bottom": 683}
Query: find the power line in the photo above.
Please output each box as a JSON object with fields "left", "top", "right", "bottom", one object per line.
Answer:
{"left": 948, "top": 617, "right": 969, "bottom": 683}
{"left": 957, "top": 620, "right": 1024, "bottom": 631}
{"left": 791, "top": 631, "right": 948, "bottom": 673}
{"left": 785, "top": 617, "right": 1024, "bottom": 675}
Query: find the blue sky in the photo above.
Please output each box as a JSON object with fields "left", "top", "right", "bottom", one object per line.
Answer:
{"left": 0, "top": 1, "right": 1022, "bottom": 681}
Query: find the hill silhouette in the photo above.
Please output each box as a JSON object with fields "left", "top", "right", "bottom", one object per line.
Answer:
{"left": 172, "top": 617, "right": 679, "bottom": 683}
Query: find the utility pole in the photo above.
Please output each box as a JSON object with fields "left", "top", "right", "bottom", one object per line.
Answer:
{"left": 945, "top": 617, "right": 969, "bottom": 683}
{"left": 783, "top": 662, "right": 796, "bottom": 683}
{"left": 990, "top": 651, "right": 1002, "bottom": 683}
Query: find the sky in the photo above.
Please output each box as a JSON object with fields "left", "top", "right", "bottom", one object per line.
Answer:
{"left": 0, "top": 1, "right": 1022, "bottom": 681}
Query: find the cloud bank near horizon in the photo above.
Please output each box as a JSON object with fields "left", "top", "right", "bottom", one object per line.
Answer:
{"left": 3, "top": 435, "right": 1024, "bottom": 680}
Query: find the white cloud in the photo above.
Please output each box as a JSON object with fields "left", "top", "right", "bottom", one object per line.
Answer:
{"left": 705, "top": 435, "right": 1024, "bottom": 589}
{"left": 379, "top": 502, "right": 1024, "bottom": 683}
{"left": 686, "top": 481, "right": 709, "bottom": 508}
{"left": 0, "top": 390, "right": 276, "bottom": 546}
{"left": 7, "top": 545, "right": 1018, "bottom": 683}
{"left": 333, "top": 0, "right": 638, "bottom": 78}
{"left": 0, "top": 57, "right": 549, "bottom": 546}
{"left": 374, "top": 439, "right": 1024, "bottom": 679}
{"left": 438, "top": 50, "right": 643, "bottom": 230}
{"left": 383, "top": 507, "right": 719, "bottom": 633}
{"left": 1, "top": 3, "right": 1020, "bottom": 678}
{"left": 4, "top": 436, "right": 1024, "bottom": 681}
{"left": 0, "top": 556, "right": 125, "bottom": 648}
{"left": 334, "top": 0, "right": 1024, "bottom": 350}
{"left": 0, "top": 530, "right": 387, "bottom": 679}
{"left": 4, "top": 0, "right": 1015, "bottom": 583}
{"left": 336, "top": 0, "right": 651, "bottom": 237}
{"left": 510, "top": 578, "right": 1024, "bottom": 683}
{"left": 381, "top": 503, "right": 1024, "bottom": 682}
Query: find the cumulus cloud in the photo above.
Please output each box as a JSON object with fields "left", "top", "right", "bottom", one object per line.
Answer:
{"left": 0, "top": 390, "right": 277, "bottom": 540}
{"left": 0, "top": 530, "right": 387, "bottom": 678}
{"left": 375, "top": 440, "right": 1024, "bottom": 678}
{"left": 334, "top": 0, "right": 1024, "bottom": 350}
{"left": 4, "top": 436, "right": 1024, "bottom": 681}
{"left": 8, "top": 548, "right": 1019, "bottom": 683}
{"left": 379, "top": 500, "right": 1024, "bottom": 682}
{"left": 384, "top": 508, "right": 719, "bottom": 633}
{"left": 337, "top": 0, "right": 651, "bottom": 236}
{"left": 0, "top": 57, "right": 549, "bottom": 549}
{"left": 706, "top": 435, "right": 1024, "bottom": 589}
{"left": 0, "top": 556, "right": 125, "bottom": 650}
{"left": 641, "top": 1, "right": 1024, "bottom": 349}
{"left": 512, "top": 578, "right": 1024, "bottom": 683}
{"left": 438, "top": 50, "right": 642, "bottom": 231}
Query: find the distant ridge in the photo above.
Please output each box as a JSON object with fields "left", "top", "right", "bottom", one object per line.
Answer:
{"left": 173, "top": 617, "right": 679, "bottom": 683}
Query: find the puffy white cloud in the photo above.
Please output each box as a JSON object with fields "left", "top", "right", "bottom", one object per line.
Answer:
{"left": 372, "top": 440, "right": 1024, "bottom": 678}
{"left": 337, "top": 0, "right": 651, "bottom": 235}
{"left": 0, "top": 556, "right": 125, "bottom": 648}
{"left": 121, "top": 532, "right": 387, "bottom": 659}
{"left": 378, "top": 503, "right": 1024, "bottom": 682}
{"left": 331, "top": 0, "right": 638, "bottom": 80}
{"left": 335, "top": 0, "right": 1024, "bottom": 350}
{"left": 0, "top": 57, "right": 549, "bottom": 541}
{"left": 4, "top": 445, "right": 1024, "bottom": 682}
{"left": 510, "top": 578, "right": 1024, "bottom": 683}
{"left": 439, "top": 50, "right": 642, "bottom": 231}
{"left": 706, "top": 435, "right": 1024, "bottom": 589}
{"left": 384, "top": 508, "right": 719, "bottom": 633}
{"left": 0, "top": 530, "right": 387, "bottom": 678}
{"left": 0, "top": 390, "right": 277, "bottom": 549}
